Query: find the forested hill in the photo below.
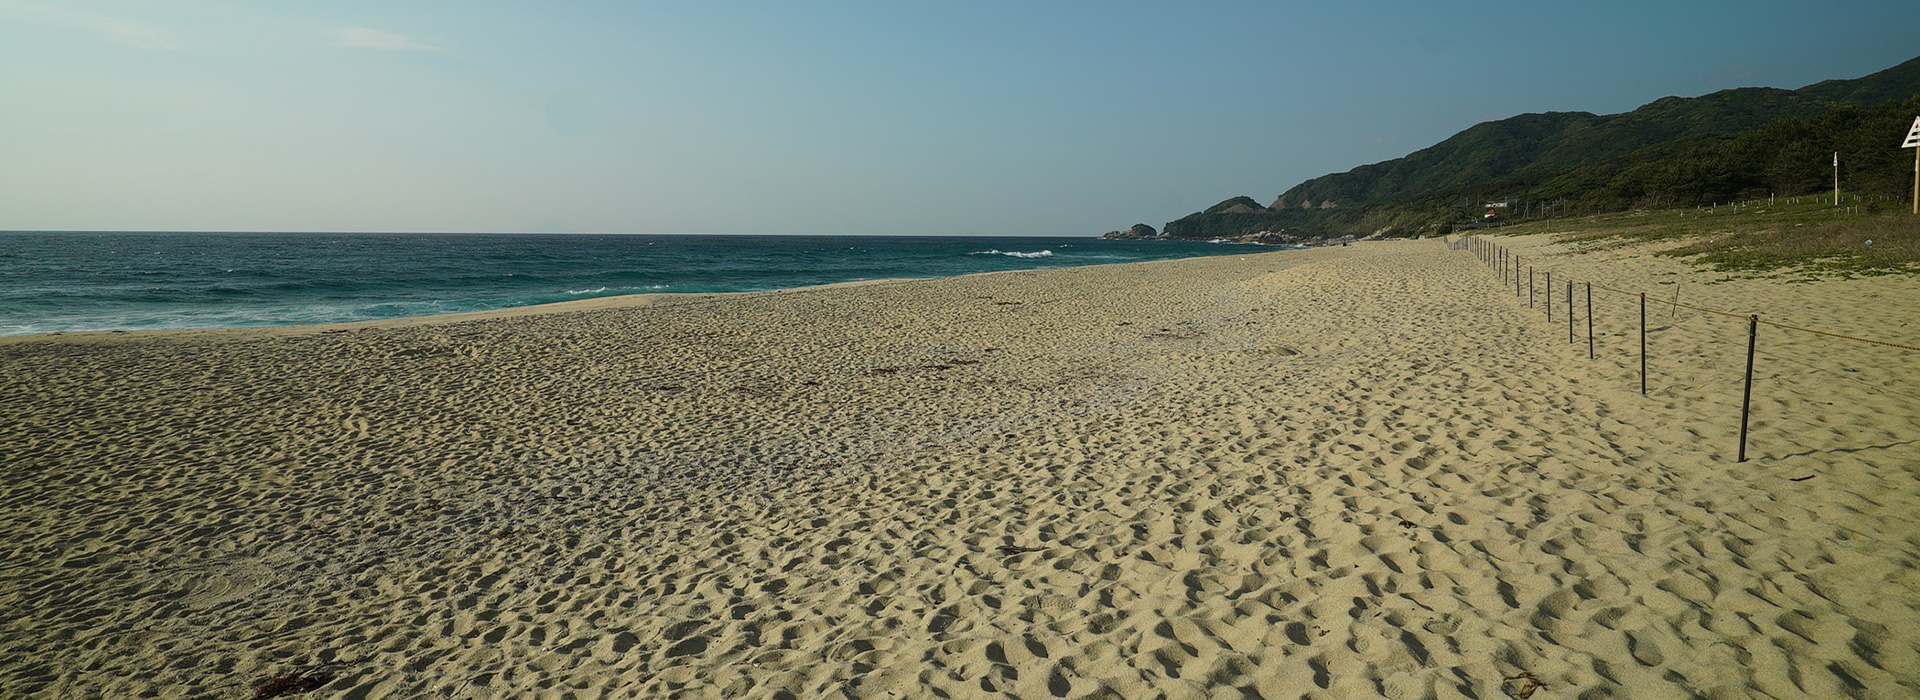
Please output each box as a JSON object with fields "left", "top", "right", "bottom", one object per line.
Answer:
{"left": 1153, "top": 55, "right": 1920, "bottom": 241}
{"left": 1281, "top": 56, "right": 1920, "bottom": 209}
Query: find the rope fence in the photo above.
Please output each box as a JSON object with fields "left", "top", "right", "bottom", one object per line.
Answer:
{"left": 1444, "top": 234, "right": 1919, "bottom": 462}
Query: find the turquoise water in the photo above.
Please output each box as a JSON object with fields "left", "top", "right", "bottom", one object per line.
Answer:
{"left": 0, "top": 233, "right": 1282, "bottom": 336}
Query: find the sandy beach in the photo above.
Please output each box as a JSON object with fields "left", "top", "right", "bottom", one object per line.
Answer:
{"left": 3, "top": 237, "right": 1918, "bottom": 699}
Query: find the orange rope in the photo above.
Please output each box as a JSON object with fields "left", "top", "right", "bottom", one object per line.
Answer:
{"left": 1749, "top": 320, "right": 1920, "bottom": 352}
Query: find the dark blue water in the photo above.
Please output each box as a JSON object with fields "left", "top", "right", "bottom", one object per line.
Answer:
{"left": 0, "top": 232, "right": 1283, "bottom": 336}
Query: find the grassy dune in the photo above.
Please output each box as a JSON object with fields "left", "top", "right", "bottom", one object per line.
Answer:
{"left": 1488, "top": 197, "right": 1920, "bottom": 276}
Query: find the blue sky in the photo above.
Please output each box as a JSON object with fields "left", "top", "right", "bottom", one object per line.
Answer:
{"left": 2, "top": 1, "right": 1914, "bottom": 235}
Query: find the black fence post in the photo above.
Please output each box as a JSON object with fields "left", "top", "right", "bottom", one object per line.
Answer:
{"left": 1585, "top": 282, "right": 1594, "bottom": 360}
{"left": 1639, "top": 293, "right": 1647, "bottom": 395}
{"left": 1567, "top": 281, "right": 1575, "bottom": 344}
{"left": 1546, "top": 272, "right": 1553, "bottom": 323}
{"left": 1738, "top": 315, "right": 1758, "bottom": 462}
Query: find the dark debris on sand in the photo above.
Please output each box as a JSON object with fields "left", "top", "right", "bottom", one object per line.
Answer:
{"left": 251, "top": 665, "right": 335, "bottom": 699}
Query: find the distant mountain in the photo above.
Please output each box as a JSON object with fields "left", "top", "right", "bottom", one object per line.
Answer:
{"left": 1150, "top": 55, "right": 1920, "bottom": 240}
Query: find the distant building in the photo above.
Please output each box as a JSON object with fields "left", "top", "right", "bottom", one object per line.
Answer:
{"left": 1483, "top": 199, "right": 1515, "bottom": 219}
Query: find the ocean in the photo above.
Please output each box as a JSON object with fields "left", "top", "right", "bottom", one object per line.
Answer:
{"left": 0, "top": 232, "right": 1283, "bottom": 336}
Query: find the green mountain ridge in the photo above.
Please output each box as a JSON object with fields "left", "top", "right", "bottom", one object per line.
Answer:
{"left": 1154, "top": 55, "right": 1920, "bottom": 240}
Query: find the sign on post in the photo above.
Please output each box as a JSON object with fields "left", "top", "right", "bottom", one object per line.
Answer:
{"left": 1904, "top": 116, "right": 1920, "bottom": 214}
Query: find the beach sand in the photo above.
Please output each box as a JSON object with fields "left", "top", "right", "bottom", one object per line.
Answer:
{"left": 3, "top": 237, "right": 1917, "bottom": 698}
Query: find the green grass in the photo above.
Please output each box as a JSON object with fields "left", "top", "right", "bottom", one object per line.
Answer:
{"left": 1488, "top": 196, "right": 1920, "bottom": 276}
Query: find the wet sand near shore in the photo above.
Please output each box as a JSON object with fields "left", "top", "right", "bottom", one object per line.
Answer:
{"left": 3, "top": 238, "right": 1917, "bottom": 698}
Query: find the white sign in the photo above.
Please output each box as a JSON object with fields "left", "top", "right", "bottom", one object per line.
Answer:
{"left": 1904, "top": 116, "right": 1920, "bottom": 149}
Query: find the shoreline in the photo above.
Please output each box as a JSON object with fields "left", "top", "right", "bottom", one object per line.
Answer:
{"left": 0, "top": 240, "right": 1312, "bottom": 347}
{"left": 4, "top": 238, "right": 1916, "bottom": 698}
{"left": 0, "top": 243, "right": 1305, "bottom": 345}
{"left": 0, "top": 275, "right": 926, "bottom": 347}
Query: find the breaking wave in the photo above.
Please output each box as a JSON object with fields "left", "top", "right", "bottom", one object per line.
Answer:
{"left": 971, "top": 249, "right": 1054, "bottom": 259}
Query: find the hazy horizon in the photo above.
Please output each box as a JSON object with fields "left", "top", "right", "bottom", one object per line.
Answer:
{"left": 4, "top": 1, "right": 1914, "bottom": 236}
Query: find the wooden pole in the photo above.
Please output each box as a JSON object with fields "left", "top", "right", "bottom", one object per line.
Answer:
{"left": 1833, "top": 152, "right": 1840, "bottom": 207}
{"left": 1639, "top": 293, "right": 1647, "bottom": 395}
{"left": 1567, "top": 281, "right": 1575, "bottom": 344}
{"left": 1528, "top": 268, "right": 1534, "bottom": 307}
{"left": 1546, "top": 272, "right": 1552, "bottom": 323}
{"left": 1911, "top": 144, "right": 1917, "bottom": 215}
{"left": 1738, "top": 315, "right": 1758, "bottom": 462}
{"left": 1586, "top": 282, "right": 1594, "bottom": 359}
{"left": 1514, "top": 256, "right": 1522, "bottom": 296}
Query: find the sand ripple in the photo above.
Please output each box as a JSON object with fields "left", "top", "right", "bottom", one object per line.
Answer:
{"left": 3, "top": 240, "right": 1916, "bottom": 698}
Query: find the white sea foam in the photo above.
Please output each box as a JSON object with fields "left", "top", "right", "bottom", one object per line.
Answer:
{"left": 565, "top": 285, "right": 669, "bottom": 295}
{"left": 972, "top": 249, "right": 1054, "bottom": 259}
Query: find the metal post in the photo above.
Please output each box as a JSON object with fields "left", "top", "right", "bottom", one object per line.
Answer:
{"left": 1639, "top": 293, "right": 1647, "bottom": 395}
{"left": 1546, "top": 272, "right": 1552, "bottom": 323}
{"left": 1585, "top": 282, "right": 1594, "bottom": 359}
{"left": 1567, "top": 281, "right": 1575, "bottom": 343}
{"left": 1528, "top": 268, "right": 1534, "bottom": 307}
{"left": 1738, "top": 315, "right": 1758, "bottom": 462}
